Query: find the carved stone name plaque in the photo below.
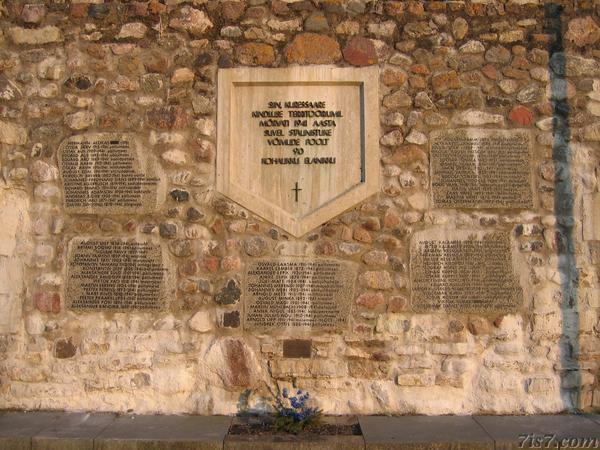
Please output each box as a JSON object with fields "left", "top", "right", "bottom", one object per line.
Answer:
{"left": 217, "top": 66, "right": 379, "bottom": 237}
{"left": 430, "top": 129, "right": 533, "bottom": 209}
{"left": 583, "top": 193, "right": 600, "bottom": 241}
{"left": 410, "top": 229, "right": 523, "bottom": 313}
{"left": 58, "top": 133, "right": 162, "bottom": 214}
{"left": 66, "top": 238, "right": 167, "bottom": 311}
{"left": 283, "top": 339, "right": 312, "bottom": 358}
{"left": 590, "top": 241, "right": 600, "bottom": 265}
{"left": 244, "top": 258, "right": 356, "bottom": 331}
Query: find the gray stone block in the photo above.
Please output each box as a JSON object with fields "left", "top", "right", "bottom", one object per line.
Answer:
{"left": 359, "top": 416, "right": 494, "bottom": 450}
{"left": 585, "top": 415, "right": 600, "bottom": 426}
{"left": 473, "top": 415, "right": 600, "bottom": 450}
{"left": 94, "top": 414, "right": 232, "bottom": 450}
{"left": 32, "top": 412, "right": 116, "bottom": 450}
{"left": 0, "top": 411, "right": 64, "bottom": 450}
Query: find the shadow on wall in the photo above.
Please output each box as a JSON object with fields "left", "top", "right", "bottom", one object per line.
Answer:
{"left": 544, "top": 3, "right": 581, "bottom": 412}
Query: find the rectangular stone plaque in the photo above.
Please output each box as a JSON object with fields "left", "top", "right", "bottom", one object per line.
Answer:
{"left": 583, "top": 193, "right": 600, "bottom": 241}
{"left": 590, "top": 241, "right": 600, "bottom": 265}
{"left": 430, "top": 129, "right": 533, "bottom": 209}
{"left": 217, "top": 67, "right": 379, "bottom": 237}
{"left": 58, "top": 133, "right": 163, "bottom": 214}
{"left": 410, "top": 229, "right": 523, "bottom": 313}
{"left": 283, "top": 339, "right": 312, "bottom": 358}
{"left": 244, "top": 258, "right": 356, "bottom": 331}
{"left": 0, "top": 257, "right": 22, "bottom": 334}
{"left": 66, "top": 238, "right": 167, "bottom": 311}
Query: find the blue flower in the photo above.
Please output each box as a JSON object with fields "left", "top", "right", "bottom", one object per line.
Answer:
{"left": 273, "top": 388, "right": 319, "bottom": 432}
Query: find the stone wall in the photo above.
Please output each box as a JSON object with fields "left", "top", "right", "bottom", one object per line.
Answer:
{"left": 0, "top": 0, "right": 599, "bottom": 415}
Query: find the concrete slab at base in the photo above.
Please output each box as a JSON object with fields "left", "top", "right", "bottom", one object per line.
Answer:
{"left": 95, "top": 441, "right": 218, "bottom": 450}
{"left": 473, "top": 415, "right": 600, "bottom": 450}
{"left": 94, "top": 414, "right": 232, "bottom": 450}
{"left": 0, "top": 436, "right": 30, "bottom": 450}
{"left": 358, "top": 416, "right": 494, "bottom": 450}
{"left": 2, "top": 412, "right": 600, "bottom": 450}
{"left": 585, "top": 415, "right": 600, "bottom": 426}
{"left": 32, "top": 412, "right": 116, "bottom": 450}
{"left": 0, "top": 411, "right": 65, "bottom": 450}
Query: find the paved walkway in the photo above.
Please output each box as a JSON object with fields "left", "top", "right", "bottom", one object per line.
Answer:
{"left": 1, "top": 411, "right": 599, "bottom": 449}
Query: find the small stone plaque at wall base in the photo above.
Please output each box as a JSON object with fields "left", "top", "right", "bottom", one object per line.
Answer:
{"left": 430, "top": 129, "right": 533, "bottom": 209}
{"left": 583, "top": 193, "right": 600, "bottom": 241}
{"left": 590, "top": 241, "right": 600, "bottom": 265}
{"left": 244, "top": 258, "right": 356, "bottom": 331}
{"left": 410, "top": 229, "right": 523, "bottom": 313}
{"left": 66, "top": 238, "right": 168, "bottom": 311}
{"left": 58, "top": 133, "right": 163, "bottom": 214}
{"left": 283, "top": 339, "right": 312, "bottom": 358}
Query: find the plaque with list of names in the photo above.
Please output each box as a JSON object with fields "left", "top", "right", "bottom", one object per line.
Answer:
{"left": 217, "top": 67, "right": 379, "bottom": 237}
{"left": 430, "top": 129, "right": 533, "bottom": 209}
{"left": 244, "top": 258, "right": 356, "bottom": 331}
{"left": 58, "top": 133, "right": 163, "bottom": 215}
{"left": 66, "top": 238, "right": 168, "bottom": 311}
{"left": 410, "top": 229, "right": 523, "bottom": 313}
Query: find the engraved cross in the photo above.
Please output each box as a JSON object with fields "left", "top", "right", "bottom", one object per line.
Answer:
{"left": 292, "top": 182, "right": 302, "bottom": 202}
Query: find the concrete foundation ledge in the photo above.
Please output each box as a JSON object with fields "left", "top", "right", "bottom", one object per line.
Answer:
{"left": 1, "top": 411, "right": 599, "bottom": 450}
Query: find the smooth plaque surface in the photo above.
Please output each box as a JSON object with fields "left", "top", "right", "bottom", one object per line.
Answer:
{"left": 590, "top": 241, "right": 600, "bottom": 265}
{"left": 430, "top": 129, "right": 533, "bottom": 209}
{"left": 410, "top": 229, "right": 523, "bottom": 313}
{"left": 244, "top": 258, "right": 356, "bottom": 331}
{"left": 583, "top": 192, "right": 600, "bottom": 240}
{"left": 282, "top": 339, "right": 312, "bottom": 358}
{"left": 58, "top": 133, "right": 163, "bottom": 214}
{"left": 217, "top": 66, "right": 379, "bottom": 237}
{"left": 66, "top": 238, "right": 168, "bottom": 311}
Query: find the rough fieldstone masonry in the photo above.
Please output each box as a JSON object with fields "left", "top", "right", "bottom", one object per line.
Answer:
{"left": 0, "top": 0, "right": 599, "bottom": 416}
